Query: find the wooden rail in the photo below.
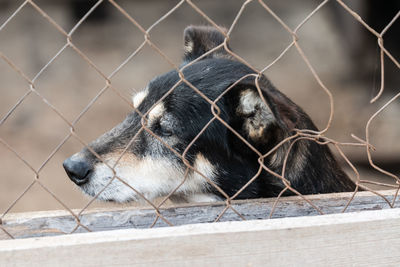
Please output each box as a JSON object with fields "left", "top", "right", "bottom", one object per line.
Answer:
{"left": 1, "top": 207, "right": 400, "bottom": 266}
{"left": 1, "top": 190, "right": 398, "bottom": 239}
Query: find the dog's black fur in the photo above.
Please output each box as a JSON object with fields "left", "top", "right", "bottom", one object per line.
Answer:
{"left": 63, "top": 26, "right": 356, "bottom": 202}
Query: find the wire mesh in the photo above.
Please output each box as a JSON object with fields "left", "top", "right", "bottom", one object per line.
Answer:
{"left": 0, "top": 0, "right": 399, "bottom": 239}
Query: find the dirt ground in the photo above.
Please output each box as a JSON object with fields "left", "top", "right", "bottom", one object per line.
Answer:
{"left": 0, "top": 0, "right": 399, "bottom": 213}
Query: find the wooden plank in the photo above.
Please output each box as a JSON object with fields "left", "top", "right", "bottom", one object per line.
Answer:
{"left": 1, "top": 190, "right": 398, "bottom": 240}
{"left": 0, "top": 208, "right": 400, "bottom": 266}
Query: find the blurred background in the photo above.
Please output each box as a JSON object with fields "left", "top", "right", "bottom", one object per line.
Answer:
{"left": 0, "top": 0, "right": 399, "bottom": 212}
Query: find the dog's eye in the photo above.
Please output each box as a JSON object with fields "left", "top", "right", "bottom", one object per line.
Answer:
{"left": 157, "top": 115, "right": 176, "bottom": 137}
{"left": 156, "top": 121, "right": 174, "bottom": 137}
{"left": 160, "top": 127, "right": 173, "bottom": 137}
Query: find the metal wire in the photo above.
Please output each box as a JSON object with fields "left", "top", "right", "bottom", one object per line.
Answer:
{"left": 0, "top": 0, "right": 399, "bottom": 238}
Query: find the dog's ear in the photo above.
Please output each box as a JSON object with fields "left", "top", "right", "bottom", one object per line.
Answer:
{"left": 183, "top": 25, "right": 231, "bottom": 63}
{"left": 228, "top": 78, "right": 300, "bottom": 147}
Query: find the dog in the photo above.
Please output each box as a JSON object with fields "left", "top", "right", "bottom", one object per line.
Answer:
{"left": 63, "top": 26, "right": 356, "bottom": 203}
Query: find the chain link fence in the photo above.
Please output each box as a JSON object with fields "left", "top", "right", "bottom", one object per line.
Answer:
{"left": 0, "top": 0, "right": 399, "bottom": 239}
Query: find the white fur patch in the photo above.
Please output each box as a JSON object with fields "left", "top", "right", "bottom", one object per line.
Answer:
{"left": 148, "top": 103, "right": 165, "bottom": 121}
{"left": 132, "top": 88, "right": 148, "bottom": 108}
{"left": 184, "top": 40, "right": 194, "bottom": 53}
{"left": 84, "top": 157, "right": 183, "bottom": 202}
{"left": 81, "top": 152, "right": 218, "bottom": 203}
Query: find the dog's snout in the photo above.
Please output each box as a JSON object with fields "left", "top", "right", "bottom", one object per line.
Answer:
{"left": 63, "top": 156, "right": 92, "bottom": 185}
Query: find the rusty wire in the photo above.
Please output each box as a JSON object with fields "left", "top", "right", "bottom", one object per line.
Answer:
{"left": 0, "top": 0, "right": 399, "bottom": 239}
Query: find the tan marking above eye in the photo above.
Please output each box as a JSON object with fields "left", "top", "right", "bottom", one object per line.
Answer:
{"left": 148, "top": 103, "right": 165, "bottom": 121}
{"left": 132, "top": 88, "right": 149, "bottom": 108}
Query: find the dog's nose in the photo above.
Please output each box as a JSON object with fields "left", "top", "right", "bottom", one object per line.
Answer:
{"left": 63, "top": 157, "right": 92, "bottom": 185}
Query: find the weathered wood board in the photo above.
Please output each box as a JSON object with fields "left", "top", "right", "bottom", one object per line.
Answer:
{"left": 1, "top": 190, "right": 398, "bottom": 240}
{"left": 1, "top": 208, "right": 400, "bottom": 267}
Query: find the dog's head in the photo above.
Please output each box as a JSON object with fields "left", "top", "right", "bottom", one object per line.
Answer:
{"left": 63, "top": 26, "right": 305, "bottom": 202}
